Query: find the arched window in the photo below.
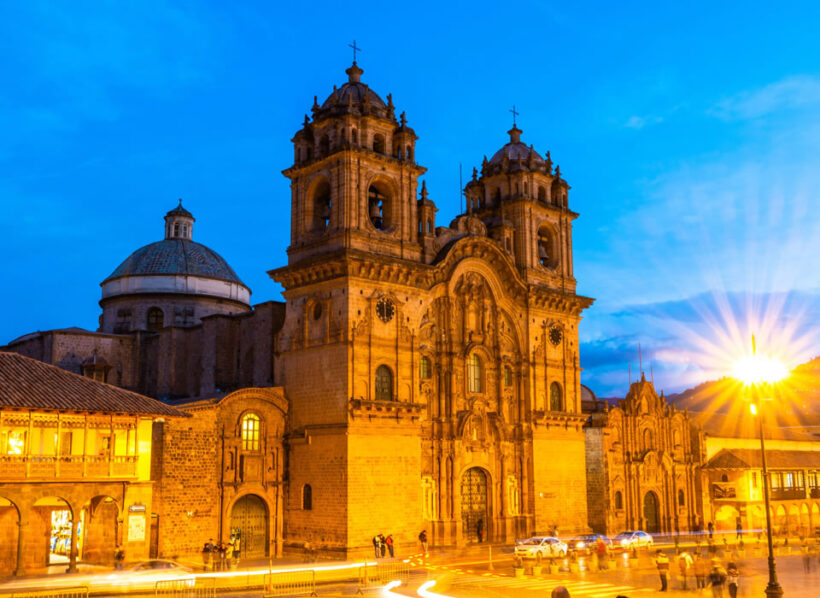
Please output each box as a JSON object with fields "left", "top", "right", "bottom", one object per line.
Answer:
{"left": 614, "top": 490, "right": 623, "bottom": 510}
{"left": 173, "top": 223, "right": 180, "bottom": 236}
{"left": 537, "top": 226, "right": 553, "bottom": 268}
{"left": 319, "top": 135, "right": 329, "bottom": 156}
{"left": 678, "top": 489, "right": 685, "bottom": 506}
{"left": 368, "top": 184, "right": 388, "bottom": 230}
{"left": 643, "top": 428, "right": 654, "bottom": 450}
{"left": 419, "top": 356, "right": 432, "bottom": 379}
{"left": 241, "top": 414, "right": 261, "bottom": 451}
{"left": 494, "top": 188, "right": 502, "bottom": 204}
{"left": 504, "top": 366, "right": 513, "bottom": 387}
{"left": 352, "top": 128, "right": 358, "bottom": 144}
{"left": 303, "top": 484, "right": 312, "bottom": 510}
{"left": 312, "top": 178, "right": 331, "bottom": 230}
{"left": 549, "top": 382, "right": 563, "bottom": 411}
{"left": 375, "top": 365, "right": 393, "bottom": 401}
{"left": 538, "top": 186, "right": 547, "bottom": 203}
{"left": 147, "top": 307, "right": 164, "bottom": 332}
{"left": 467, "top": 354, "right": 482, "bottom": 393}
{"left": 721, "top": 474, "right": 729, "bottom": 483}
{"left": 427, "top": 219, "right": 433, "bottom": 233}
{"left": 373, "top": 134, "right": 385, "bottom": 154}
{"left": 406, "top": 145, "right": 413, "bottom": 162}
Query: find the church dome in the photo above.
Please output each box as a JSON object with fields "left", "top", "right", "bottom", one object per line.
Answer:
{"left": 316, "top": 62, "right": 390, "bottom": 119}
{"left": 103, "top": 239, "right": 244, "bottom": 284}
{"left": 100, "top": 202, "right": 250, "bottom": 314}
{"left": 488, "top": 126, "right": 545, "bottom": 165}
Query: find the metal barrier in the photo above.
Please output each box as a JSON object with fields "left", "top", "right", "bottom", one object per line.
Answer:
{"left": 11, "top": 588, "right": 89, "bottom": 598}
{"left": 264, "top": 570, "right": 317, "bottom": 597}
{"left": 357, "top": 562, "right": 411, "bottom": 593}
{"left": 155, "top": 577, "right": 215, "bottom": 598}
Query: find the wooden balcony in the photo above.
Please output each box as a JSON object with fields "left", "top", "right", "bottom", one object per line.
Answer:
{"left": 771, "top": 487, "right": 806, "bottom": 500}
{"left": 0, "top": 454, "right": 138, "bottom": 480}
{"left": 712, "top": 482, "right": 737, "bottom": 499}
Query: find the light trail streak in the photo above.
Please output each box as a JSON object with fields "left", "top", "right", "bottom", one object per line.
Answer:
{"left": 418, "top": 580, "right": 454, "bottom": 598}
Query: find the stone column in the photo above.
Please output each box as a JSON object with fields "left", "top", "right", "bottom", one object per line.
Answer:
{"left": 67, "top": 516, "right": 79, "bottom": 573}
{"left": 15, "top": 518, "right": 26, "bottom": 576}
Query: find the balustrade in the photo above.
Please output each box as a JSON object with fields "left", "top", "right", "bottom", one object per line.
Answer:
{"left": 0, "top": 454, "right": 139, "bottom": 479}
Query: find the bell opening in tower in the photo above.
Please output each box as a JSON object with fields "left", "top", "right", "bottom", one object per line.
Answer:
{"left": 368, "top": 185, "right": 387, "bottom": 230}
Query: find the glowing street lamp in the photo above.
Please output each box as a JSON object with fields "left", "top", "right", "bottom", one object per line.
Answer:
{"left": 734, "top": 335, "right": 786, "bottom": 598}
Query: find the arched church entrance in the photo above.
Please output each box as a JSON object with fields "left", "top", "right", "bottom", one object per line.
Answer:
{"left": 230, "top": 494, "right": 269, "bottom": 558}
{"left": 643, "top": 491, "right": 661, "bottom": 534}
{"left": 461, "top": 467, "right": 489, "bottom": 543}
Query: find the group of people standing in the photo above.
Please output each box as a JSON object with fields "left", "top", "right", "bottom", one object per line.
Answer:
{"left": 201, "top": 535, "right": 241, "bottom": 571}
{"left": 656, "top": 550, "right": 739, "bottom": 597}
{"left": 371, "top": 533, "right": 395, "bottom": 558}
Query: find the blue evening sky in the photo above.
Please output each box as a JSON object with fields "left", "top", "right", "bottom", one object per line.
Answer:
{"left": 1, "top": 1, "right": 818, "bottom": 396}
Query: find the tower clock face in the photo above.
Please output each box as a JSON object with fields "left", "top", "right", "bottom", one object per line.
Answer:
{"left": 376, "top": 298, "right": 395, "bottom": 323}
{"left": 549, "top": 326, "right": 563, "bottom": 346}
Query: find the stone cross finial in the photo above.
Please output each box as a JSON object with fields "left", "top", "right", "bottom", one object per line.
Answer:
{"left": 348, "top": 40, "right": 361, "bottom": 62}
{"left": 509, "top": 104, "right": 519, "bottom": 126}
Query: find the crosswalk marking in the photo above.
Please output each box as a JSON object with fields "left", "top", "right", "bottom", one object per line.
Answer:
{"left": 453, "top": 573, "right": 652, "bottom": 597}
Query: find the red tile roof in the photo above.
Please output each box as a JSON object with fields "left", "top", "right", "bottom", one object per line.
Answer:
{"left": 0, "top": 351, "right": 188, "bottom": 417}
{"left": 704, "top": 448, "right": 820, "bottom": 470}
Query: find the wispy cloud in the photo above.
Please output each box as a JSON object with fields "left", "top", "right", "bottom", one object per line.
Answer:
{"left": 624, "top": 114, "right": 663, "bottom": 129}
{"left": 709, "top": 75, "right": 820, "bottom": 120}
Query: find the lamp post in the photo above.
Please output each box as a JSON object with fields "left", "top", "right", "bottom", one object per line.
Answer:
{"left": 735, "top": 335, "right": 786, "bottom": 598}
{"left": 752, "top": 396, "right": 783, "bottom": 598}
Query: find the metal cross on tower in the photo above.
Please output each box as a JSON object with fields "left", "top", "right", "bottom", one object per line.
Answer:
{"left": 509, "top": 104, "right": 519, "bottom": 126}
{"left": 348, "top": 40, "right": 361, "bottom": 62}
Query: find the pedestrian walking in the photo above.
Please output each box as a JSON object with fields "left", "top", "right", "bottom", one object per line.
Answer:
{"left": 372, "top": 534, "right": 381, "bottom": 558}
{"left": 708, "top": 562, "right": 727, "bottom": 598}
{"left": 225, "top": 539, "right": 234, "bottom": 569}
{"left": 726, "top": 562, "right": 739, "bottom": 598}
{"left": 677, "top": 550, "right": 693, "bottom": 591}
{"left": 385, "top": 534, "right": 394, "bottom": 558}
{"left": 654, "top": 549, "right": 670, "bottom": 592}
{"left": 476, "top": 518, "right": 484, "bottom": 543}
{"left": 218, "top": 542, "right": 227, "bottom": 571}
{"left": 595, "top": 537, "right": 608, "bottom": 570}
{"left": 114, "top": 545, "right": 125, "bottom": 570}
{"left": 736, "top": 517, "right": 743, "bottom": 540}
{"left": 232, "top": 534, "right": 241, "bottom": 567}
{"left": 708, "top": 521, "right": 715, "bottom": 540}
{"left": 694, "top": 553, "right": 709, "bottom": 589}
{"left": 379, "top": 534, "right": 386, "bottom": 558}
{"left": 202, "top": 539, "right": 214, "bottom": 571}
{"left": 419, "top": 530, "right": 428, "bottom": 555}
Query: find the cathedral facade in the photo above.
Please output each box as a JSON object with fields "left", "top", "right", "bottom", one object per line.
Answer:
{"left": 4, "top": 61, "right": 596, "bottom": 558}
{"left": 584, "top": 376, "right": 704, "bottom": 536}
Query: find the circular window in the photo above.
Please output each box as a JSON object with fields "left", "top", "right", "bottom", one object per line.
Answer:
{"left": 549, "top": 326, "right": 563, "bottom": 346}
{"left": 376, "top": 298, "right": 395, "bottom": 323}
{"left": 312, "top": 303, "right": 323, "bottom": 320}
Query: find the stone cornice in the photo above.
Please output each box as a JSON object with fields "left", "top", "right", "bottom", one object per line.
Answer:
{"left": 282, "top": 146, "right": 427, "bottom": 179}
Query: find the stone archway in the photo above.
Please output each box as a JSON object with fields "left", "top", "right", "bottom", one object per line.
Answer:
{"left": 32, "top": 496, "right": 73, "bottom": 568}
{"left": 643, "top": 491, "right": 660, "bottom": 534}
{"left": 461, "top": 467, "right": 489, "bottom": 543}
{"left": 0, "top": 497, "right": 20, "bottom": 576}
{"left": 82, "top": 496, "right": 119, "bottom": 565}
{"left": 230, "top": 494, "right": 269, "bottom": 558}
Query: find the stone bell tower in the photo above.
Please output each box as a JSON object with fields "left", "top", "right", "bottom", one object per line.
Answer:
{"left": 282, "top": 62, "right": 427, "bottom": 265}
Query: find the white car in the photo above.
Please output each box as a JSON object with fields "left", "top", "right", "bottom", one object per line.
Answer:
{"left": 514, "top": 536, "right": 568, "bottom": 562}
{"left": 613, "top": 530, "right": 654, "bottom": 550}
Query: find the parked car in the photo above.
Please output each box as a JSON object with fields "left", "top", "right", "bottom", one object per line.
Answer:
{"left": 567, "top": 534, "right": 613, "bottom": 555}
{"left": 98, "top": 560, "right": 193, "bottom": 593}
{"left": 514, "top": 536, "right": 568, "bottom": 562}
{"left": 613, "top": 530, "right": 654, "bottom": 550}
